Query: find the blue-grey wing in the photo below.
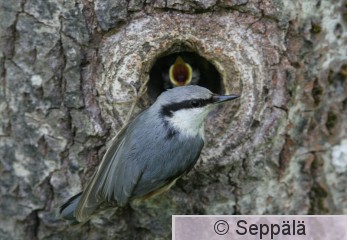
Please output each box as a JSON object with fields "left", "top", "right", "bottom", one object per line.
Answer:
{"left": 74, "top": 113, "right": 145, "bottom": 222}
{"left": 74, "top": 109, "right": 204, "bottom": 222}
{"left": 131, "top": 134, "right": 204, "bottom": 198}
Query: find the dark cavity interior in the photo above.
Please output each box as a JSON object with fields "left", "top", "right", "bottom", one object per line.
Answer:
{"left": 148, "top": 51, "right": 223, "bottom": 101}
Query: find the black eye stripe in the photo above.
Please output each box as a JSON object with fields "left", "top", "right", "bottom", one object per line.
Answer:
{"left": 160, "top": 97, "right": 214, "bottom": 117}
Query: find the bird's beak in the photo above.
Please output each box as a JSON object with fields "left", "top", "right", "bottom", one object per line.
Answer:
{"left": 212, "top": 94, "right": 240, "bottom": 104}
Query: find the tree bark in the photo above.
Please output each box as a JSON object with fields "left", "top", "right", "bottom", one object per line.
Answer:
{"left": 0, "top": 0, "right": 346, "bottom": 239}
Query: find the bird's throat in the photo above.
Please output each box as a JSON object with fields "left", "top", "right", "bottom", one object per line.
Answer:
{"left": 165, "top": 108, "right": 208, "bottom": 138}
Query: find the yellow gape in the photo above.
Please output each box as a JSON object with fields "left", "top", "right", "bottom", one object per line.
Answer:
{"left": 169, "top": 57, "right": 193, "bottom": 87}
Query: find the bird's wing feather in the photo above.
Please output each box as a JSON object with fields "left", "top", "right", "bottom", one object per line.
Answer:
{"left": 74, "top": 109, "right": 205, "bottom": 222}
{"left": 131, "top": 136, "right": 204, "bottom": 198}
{"left": 74, "top": 120, "right": 142, "bottom": 222}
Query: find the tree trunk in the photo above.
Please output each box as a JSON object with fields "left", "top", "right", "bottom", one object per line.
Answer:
{"left": 1, "top": 0, "right": 346, "bottom": 239}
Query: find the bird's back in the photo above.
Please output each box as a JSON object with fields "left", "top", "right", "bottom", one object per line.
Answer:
{"left": 72, "top": 107, "right": 204, "bottom": 221}
{"left": 121, "top": 108, "right": 205, "bottom": 198}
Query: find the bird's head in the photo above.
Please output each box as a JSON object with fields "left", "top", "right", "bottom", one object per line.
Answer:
{"left": 154, "top": 86, "right": 239, "bottom": 137}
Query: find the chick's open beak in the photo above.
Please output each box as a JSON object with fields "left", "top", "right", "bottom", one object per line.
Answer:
{"left": 169, "top": 57, "right": 193, "bottom": 87}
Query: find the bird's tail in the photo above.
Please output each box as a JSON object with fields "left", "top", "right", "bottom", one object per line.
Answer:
{"left": 59, "top": 192, "right": 82, "bottom": 221}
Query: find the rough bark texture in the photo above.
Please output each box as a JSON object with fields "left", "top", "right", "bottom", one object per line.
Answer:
{"left": 1, "top": 0, "right": 347, "bottom": 239}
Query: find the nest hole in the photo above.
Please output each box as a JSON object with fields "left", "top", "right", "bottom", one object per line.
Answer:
{"left": 147, "top": 51, "right": 223, "bottom": 101}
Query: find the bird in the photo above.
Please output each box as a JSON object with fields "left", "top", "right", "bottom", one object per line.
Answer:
{"left": 162, "top": 56, "right": 200, "bottom": 89}
{"left": 59, "top": 85, "right": 239, "bottom": 222}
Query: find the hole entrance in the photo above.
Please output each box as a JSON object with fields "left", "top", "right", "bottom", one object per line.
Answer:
{"left": 148, "top": 51, "right": 223, "bottom": 101}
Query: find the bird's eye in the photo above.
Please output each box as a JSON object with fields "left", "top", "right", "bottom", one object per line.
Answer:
{"left": 191, "top": 100, "right": 201, "bottom": 107}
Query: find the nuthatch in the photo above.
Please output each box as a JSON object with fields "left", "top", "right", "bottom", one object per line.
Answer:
{"left": 163, "top": 56, "right": 200, "bottom": 89}
{"left": 60, "top": 85, "right": 239, "bottom": 222}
